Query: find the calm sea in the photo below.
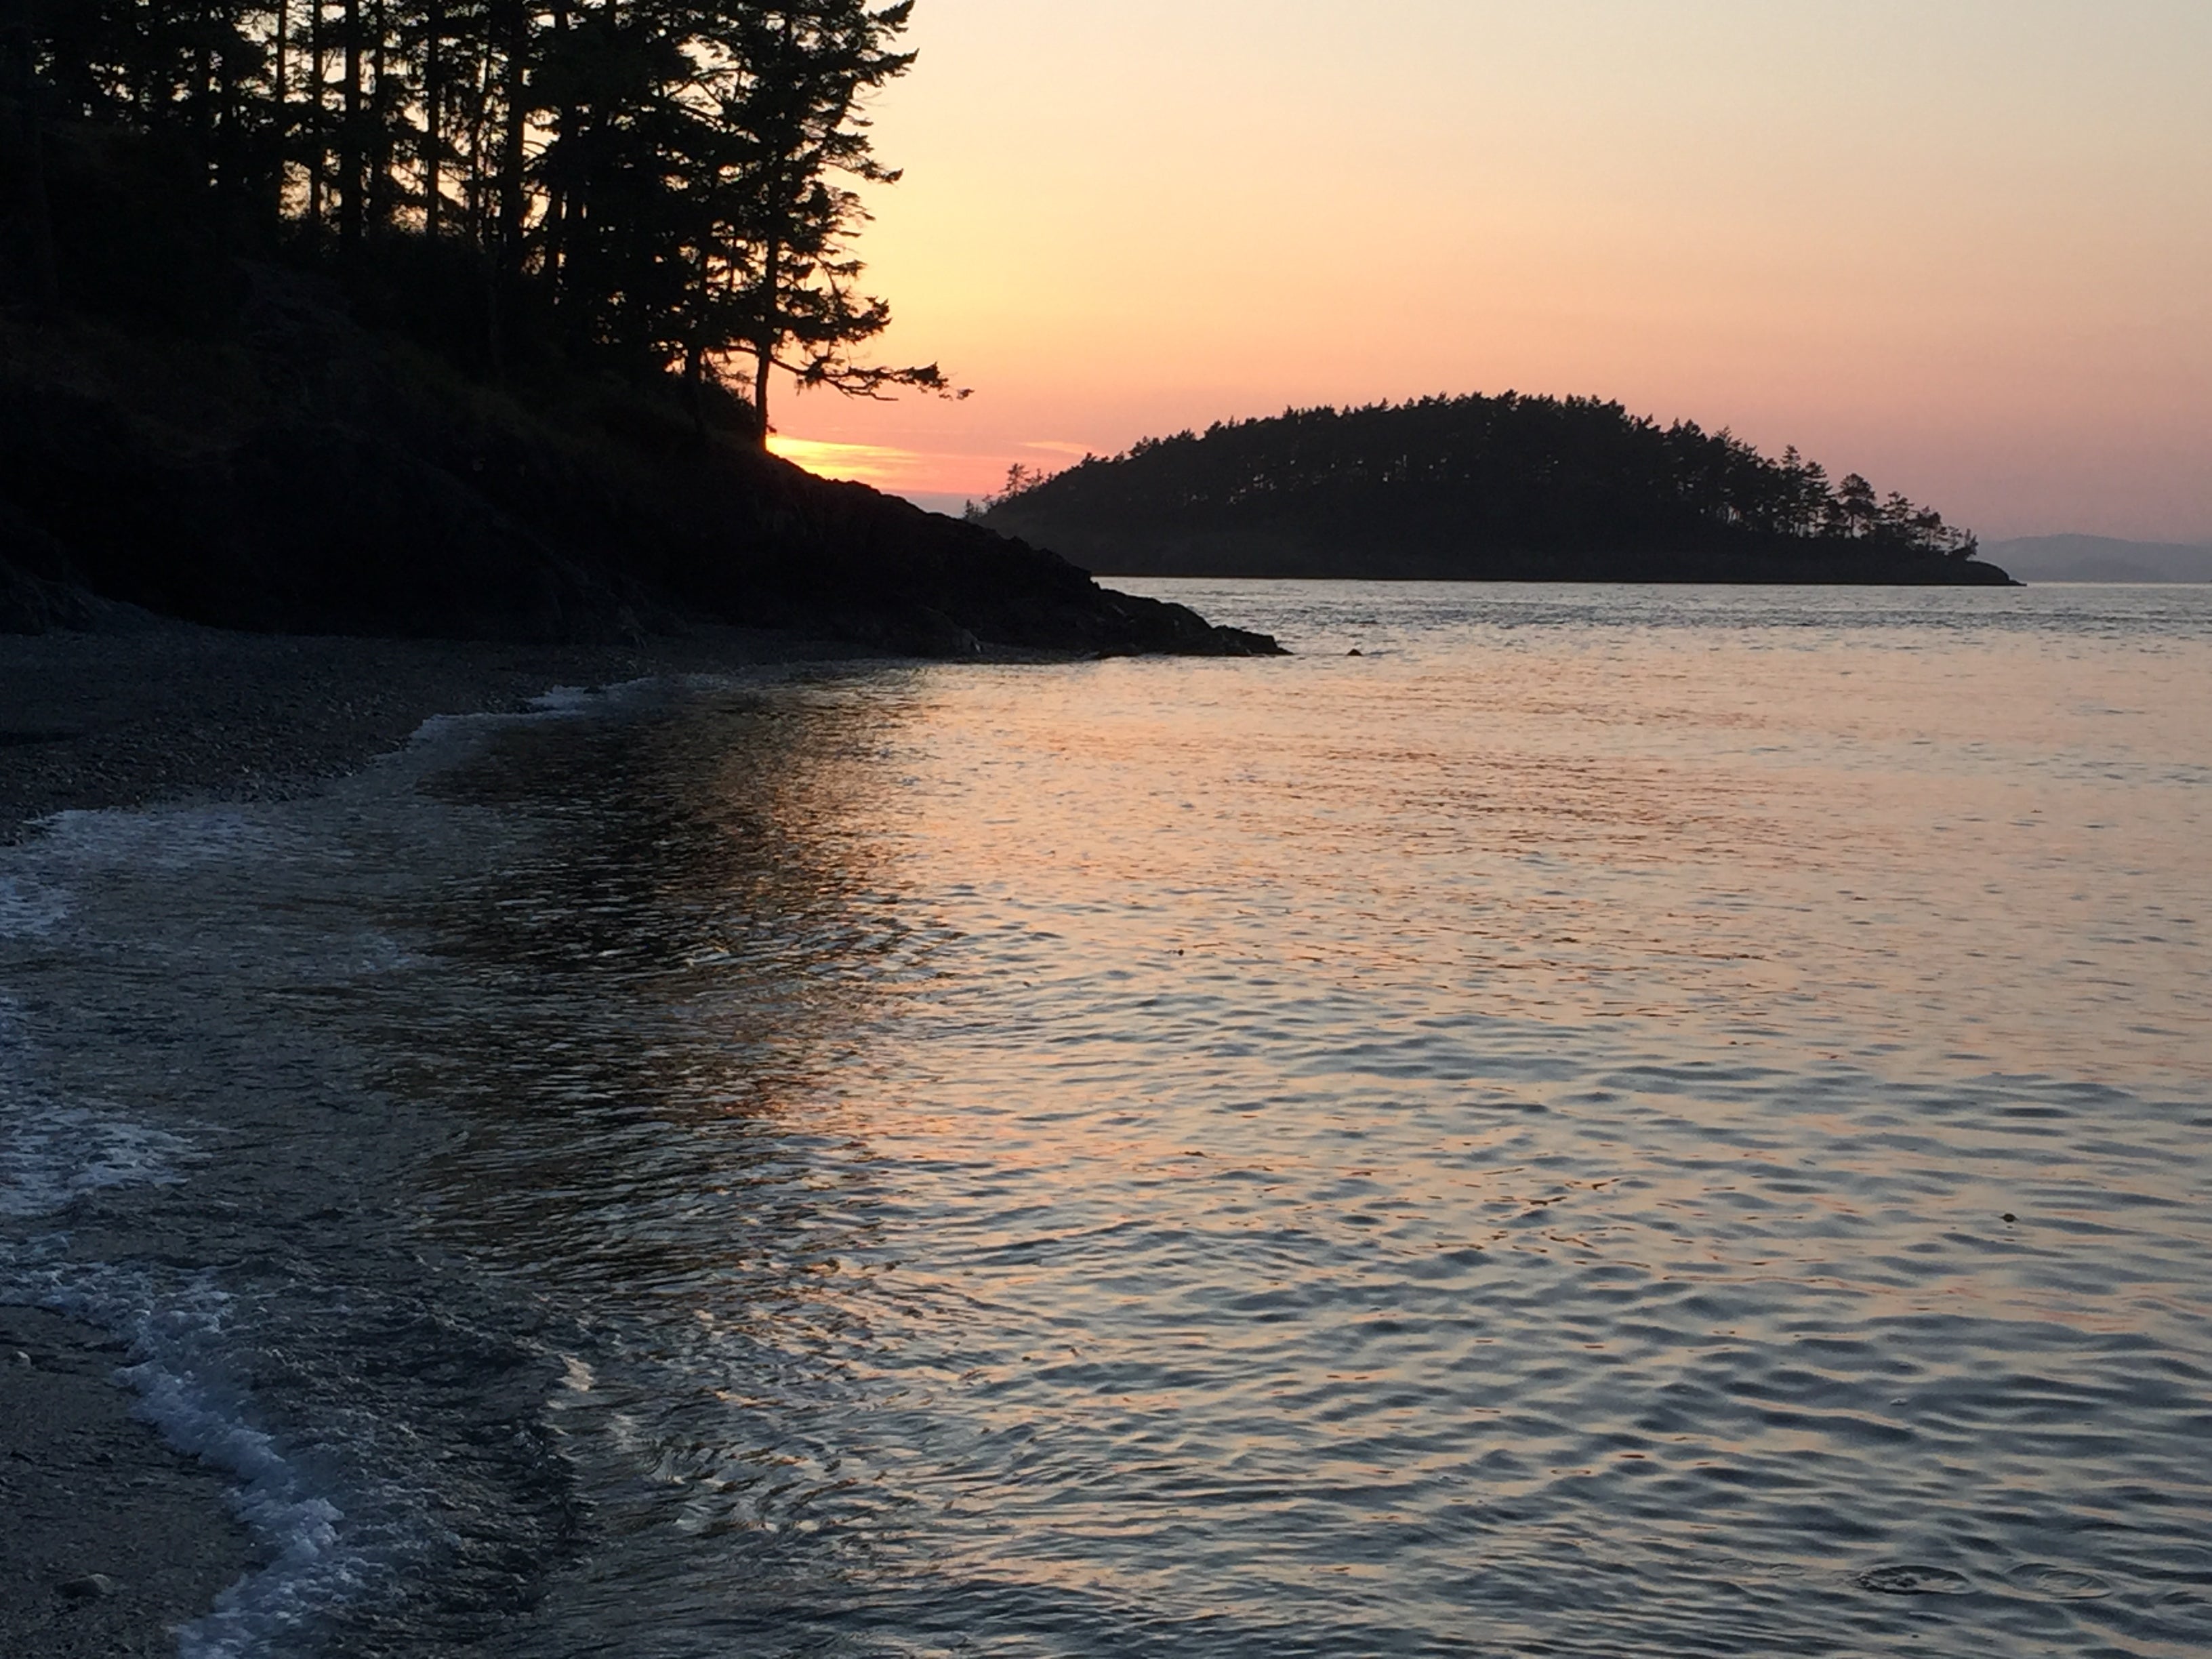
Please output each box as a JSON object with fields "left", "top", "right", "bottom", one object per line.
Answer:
{"left": 3, "top": 582, "right": 2209, "bottom": 1657}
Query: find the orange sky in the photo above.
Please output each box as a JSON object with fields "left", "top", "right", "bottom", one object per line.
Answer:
{"left": 769, "top": 1, "right": 2212, "bottom": 542}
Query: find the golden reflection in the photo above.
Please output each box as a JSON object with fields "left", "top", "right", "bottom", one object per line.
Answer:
{"left": 352, "top": 610, "right": 2209, "bottom": 1648}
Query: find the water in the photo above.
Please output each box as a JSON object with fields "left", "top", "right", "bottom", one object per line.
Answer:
{"left": 3, "top": 583, "right": 2209, "bottom": 1656}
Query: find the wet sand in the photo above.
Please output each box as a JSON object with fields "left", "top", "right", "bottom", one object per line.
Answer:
{"left": 0, "top": 617, "right": 867, "bottom": 1655}
{"left": 1, "top": 1307, "right": 251, "bottom": 1656}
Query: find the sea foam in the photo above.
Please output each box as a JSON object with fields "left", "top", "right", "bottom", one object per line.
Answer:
{"left": 0, "top": 945, "right": 373, "bottom": 1656}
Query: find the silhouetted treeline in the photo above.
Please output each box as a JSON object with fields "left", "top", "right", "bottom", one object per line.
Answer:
{"left": 0, "top": 3, "right": 1286, "bottom": 654}
{"left": 981, "top": 396, "right": 2011, "bottom": 585}
{"left": 0, "top": 0, "right": 946, "bottom": 431}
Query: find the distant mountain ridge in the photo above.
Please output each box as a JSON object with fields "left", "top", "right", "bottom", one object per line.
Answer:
{"left": 981, "top": 395, "right": 2012, "bottom": 586}
{"left": 1980, "top": 536, "right": 2212, "bottom": 583}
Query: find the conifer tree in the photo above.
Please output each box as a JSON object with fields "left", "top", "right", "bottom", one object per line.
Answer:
{"left": 10, "top": 0, "right": 956, "bottom": 431}
{"left": 712, "top": 0, "right": 957, "bottom": 439}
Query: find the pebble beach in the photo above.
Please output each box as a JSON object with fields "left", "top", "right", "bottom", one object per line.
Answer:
{"left": 0, "top": 617, "right": 859, "bottom": 1655}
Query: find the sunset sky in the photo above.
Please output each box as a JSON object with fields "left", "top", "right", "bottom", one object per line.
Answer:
{"left": 768, "top": 1, "right": 2212, "bottom": 543}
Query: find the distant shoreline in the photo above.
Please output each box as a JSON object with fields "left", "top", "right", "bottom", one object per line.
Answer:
{"left": 1078, "top": 565, "right": 2019, "bottom": 585}
{"left": 1978, "top": 535, "right": 2212, "bottom": 585}
{"left": 981, "top": 394, "right": 2012, "bottom": 588}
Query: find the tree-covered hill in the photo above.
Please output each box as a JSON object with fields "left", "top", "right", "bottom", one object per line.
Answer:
{"left": 0, "top": 1, "right": 1276, "bottom": 653}
{"left": 0, "top": 287, "right": 1277, "bottom": 653}
{"left": 979, "top": 396, "right": 2015, "bottom": 586}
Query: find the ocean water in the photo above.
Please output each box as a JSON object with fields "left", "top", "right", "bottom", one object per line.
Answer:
{"left": 3, "top": 581, "right": 2209, "bottom": 1657}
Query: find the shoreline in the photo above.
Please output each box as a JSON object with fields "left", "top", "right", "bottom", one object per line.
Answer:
{"left": 0, "top": 616, "right": 881, "bottom": 843}
{"left": 0, "top": 617, "right": 873, "bottom": 1655}
{"left": 0, "top": 1307, "right": 254, "bottom": 1658}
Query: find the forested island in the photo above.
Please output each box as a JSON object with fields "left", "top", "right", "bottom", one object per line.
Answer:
{"left": 0, "top": 2, "right": 1275, "bottom": 654}
{"left": 978, "top": 397, "right": 2017, "bottom": 586}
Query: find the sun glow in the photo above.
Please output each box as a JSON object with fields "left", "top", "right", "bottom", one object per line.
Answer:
{"left": 766, "top": 430, "right": 1086, "bottom": 501}
{"left": 775, "top": 0, "right": 2212, "bottom": 539}
{"left": 763, "top": 434, "right": 934, "bottom": 491}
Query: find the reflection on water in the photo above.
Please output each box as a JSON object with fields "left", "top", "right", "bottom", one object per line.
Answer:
{"left": 414, "top": 586, "right": 2211, "bottom": 1657}
{"left": 5, "top": 586, "right": 2210, "bottom": 1656}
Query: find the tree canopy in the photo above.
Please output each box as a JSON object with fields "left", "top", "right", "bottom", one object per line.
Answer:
{"left": 0, "top": 0, "right": 951, "bottom": 435}
{"left": 979, "top": 394, "right": 1993, "bottom": 581}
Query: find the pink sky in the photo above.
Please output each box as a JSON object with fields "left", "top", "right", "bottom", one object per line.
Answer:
{"left": 769, "top": 1, "right": 2212, "bottom": 543}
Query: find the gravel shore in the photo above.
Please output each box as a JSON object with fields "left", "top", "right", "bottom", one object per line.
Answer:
{"left": 0, "top": 617, "right": 869, "bottom": 1655}
{"left": 1, "top": 615, "right": 870, "bottom": 840}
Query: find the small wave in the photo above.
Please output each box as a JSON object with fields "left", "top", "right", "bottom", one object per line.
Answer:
{"left": 28, "top": 804, "right": 289, "bottom": 872}
{"left": 0, "top": 874, "right": 70, "bottom": 939}
{"left": 24, "top": 1261, "right": 376, "bottom": 1659}
{"left": 407, "top": 674, "right": 665, "bottom": 753}
{"left": 1, "top": 991, "right": 375, "bottom": 1656}
{"left": 125, "top": 1290, "right": 363, "bottom": 1659}
{"left": 0, "top": 997, "right": 192, "bottom": 1219}
{"left": 0, "top": 1099, "right": 192, "bottom": 1218}
{"left": 2005, "top": 1563, "right": 2114, "bottom": 1601}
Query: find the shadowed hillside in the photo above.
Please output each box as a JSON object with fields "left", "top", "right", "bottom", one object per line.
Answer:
{"left": 0, "top": 283, "right": 1276, "bottom": 655}
{"left": 981, "top": 396, "right": 2015, "bottom": 586}
{"left": 0, "top": 1, "right": 1277, "bottom": 655}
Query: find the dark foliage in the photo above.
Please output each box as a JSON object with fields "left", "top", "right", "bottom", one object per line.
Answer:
{"left": 0, "top": 5, "right": 1277, "bottom": 654}
{"left": 982, "top": 396, "right": 2009, "bottom": 584}
{"left": 0, "top": 283, "right": 1277, "bottom": 652}
{"left": 0, "top": 0, "right": 954, "bottom": 427}
{"left": 0, "top": 1, "right": 1272, "bottom": 653}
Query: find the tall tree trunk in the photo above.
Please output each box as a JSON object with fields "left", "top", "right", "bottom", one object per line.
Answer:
{"left": 751, "top": 222, "right": 780, "bottom": 445}
{"left": 745, "top": 14, "right": 803, "bottom": 445}
{"left": 192, "top": 10, "right": 213, "bottom": 186}
{"left": 421, "top": 0, "right": 441, "bottom": 237}
{"left": 684, "top": 241, "right": 711, "bottom": 437}
{"left": 272, "top": 0, "right": 289, "bottom": 226}
{"left": 215, "top": 13, "right": 237, "bottom": 229}
{"left": 0, "top": 0, "right": 56, "bottom": 310}
{"left": 495, "top": 0, "right": 527, "bottom": 275}
{"left": 368, "top": 0, "right": 390, "bottom": 230}
{"left": 465, "top": 39, "right": 490, "bottom": 242}
{"left": 488, "top": 0, "right": 529, "bottom": 375}
{"left": 308, "top": 0, "right": 325, "bottom": 227}
{"left": 338, "top": 0, "right": 362, "bottom": 247}
{"left": 541, "top": 0, "right": 567, "bottom": 302}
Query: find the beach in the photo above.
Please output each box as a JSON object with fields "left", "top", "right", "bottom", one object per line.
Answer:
{"left": 0, "top": 617, "right": 862, "bottom": 1656}
{"left": 0, "top": 618, "right": 876, "bottom": 843}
